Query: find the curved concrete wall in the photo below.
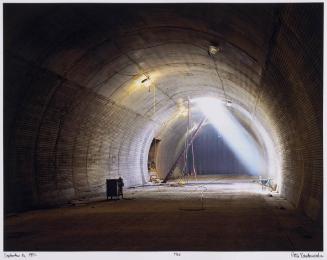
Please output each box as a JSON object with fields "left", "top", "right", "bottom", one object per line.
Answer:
{"left": 4, "top": 4, "right": 322, "bottom": 221}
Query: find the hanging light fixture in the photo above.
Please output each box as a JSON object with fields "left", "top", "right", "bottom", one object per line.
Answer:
{"left": 226, "top": 100, "right": 232, "bottom": 107}
{"left": 139, "top": 74, "right": 151, "bottom": 91}
{"left": 141, "top": 75, "right": 150, "bottom": 84}
{"left": 208, "top": 45, "right": 221, "bottom": 56}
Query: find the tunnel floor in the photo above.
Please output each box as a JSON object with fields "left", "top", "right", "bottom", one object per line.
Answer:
{"left": 5, "top": 176, "right": 322, "bottom": 251}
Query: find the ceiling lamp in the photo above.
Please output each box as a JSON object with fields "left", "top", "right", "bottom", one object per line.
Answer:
{"left": 139, "top": 74, "right": 151, "bottom": 88}
{"left": 208, "top": 45, "right": 220, "bottom": 56}
{"left": 226, "top": 100, "right": 232, "bottom": 107}
{"left": 141, "top": 75, "right": 150, "bottom": 84}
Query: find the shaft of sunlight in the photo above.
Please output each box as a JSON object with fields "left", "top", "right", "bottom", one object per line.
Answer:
{"left": 233, "top": 104, "right": 280, "bottom": 182}
{"left": 192, "top": 97, "right": 265, "bottom": 176}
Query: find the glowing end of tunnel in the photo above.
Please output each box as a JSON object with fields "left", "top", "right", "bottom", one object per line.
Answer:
{"left": 191, "top": 97, "right": 266, "bottom": 176}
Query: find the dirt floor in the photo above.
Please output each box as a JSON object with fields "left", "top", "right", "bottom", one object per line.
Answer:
{"left": 4, "top": 176, "right": 323, "bottom": 251}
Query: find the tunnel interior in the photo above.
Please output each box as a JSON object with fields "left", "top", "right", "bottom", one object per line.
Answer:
{"left": 3, "top": 3, "right": 323, "bottom": 251}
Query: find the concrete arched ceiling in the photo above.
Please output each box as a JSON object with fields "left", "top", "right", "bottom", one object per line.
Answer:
{"left": 4, "top": 4, "right": 322, "bottom": 221}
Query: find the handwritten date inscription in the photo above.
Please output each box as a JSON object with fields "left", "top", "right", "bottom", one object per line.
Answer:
{"left": 4, "top": 253, "right": 37, "bottom": 258}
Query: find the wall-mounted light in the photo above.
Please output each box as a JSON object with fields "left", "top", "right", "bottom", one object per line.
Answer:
{"left": 208, "top": 45, "right": 221, "bottom": 56}
{"left": 226, "top": 100, "right": 232, "bottom": 107}
{"left": 138, "top": 74, "right": 151, "bottom": 90}
{"left": 141, "top": 76, "right": 150, "bottom": 84}
{"left": 177, "top": 104, "right": 188, "bottom": 117}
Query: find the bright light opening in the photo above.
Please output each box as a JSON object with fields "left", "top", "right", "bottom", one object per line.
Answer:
{"left": 192, "top": 97, "right": 265, "bottom": 176}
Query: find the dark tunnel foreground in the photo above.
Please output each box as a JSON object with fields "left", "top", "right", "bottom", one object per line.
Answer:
{"left": 3, "top": 3, "right": 323, "bottom": 251}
